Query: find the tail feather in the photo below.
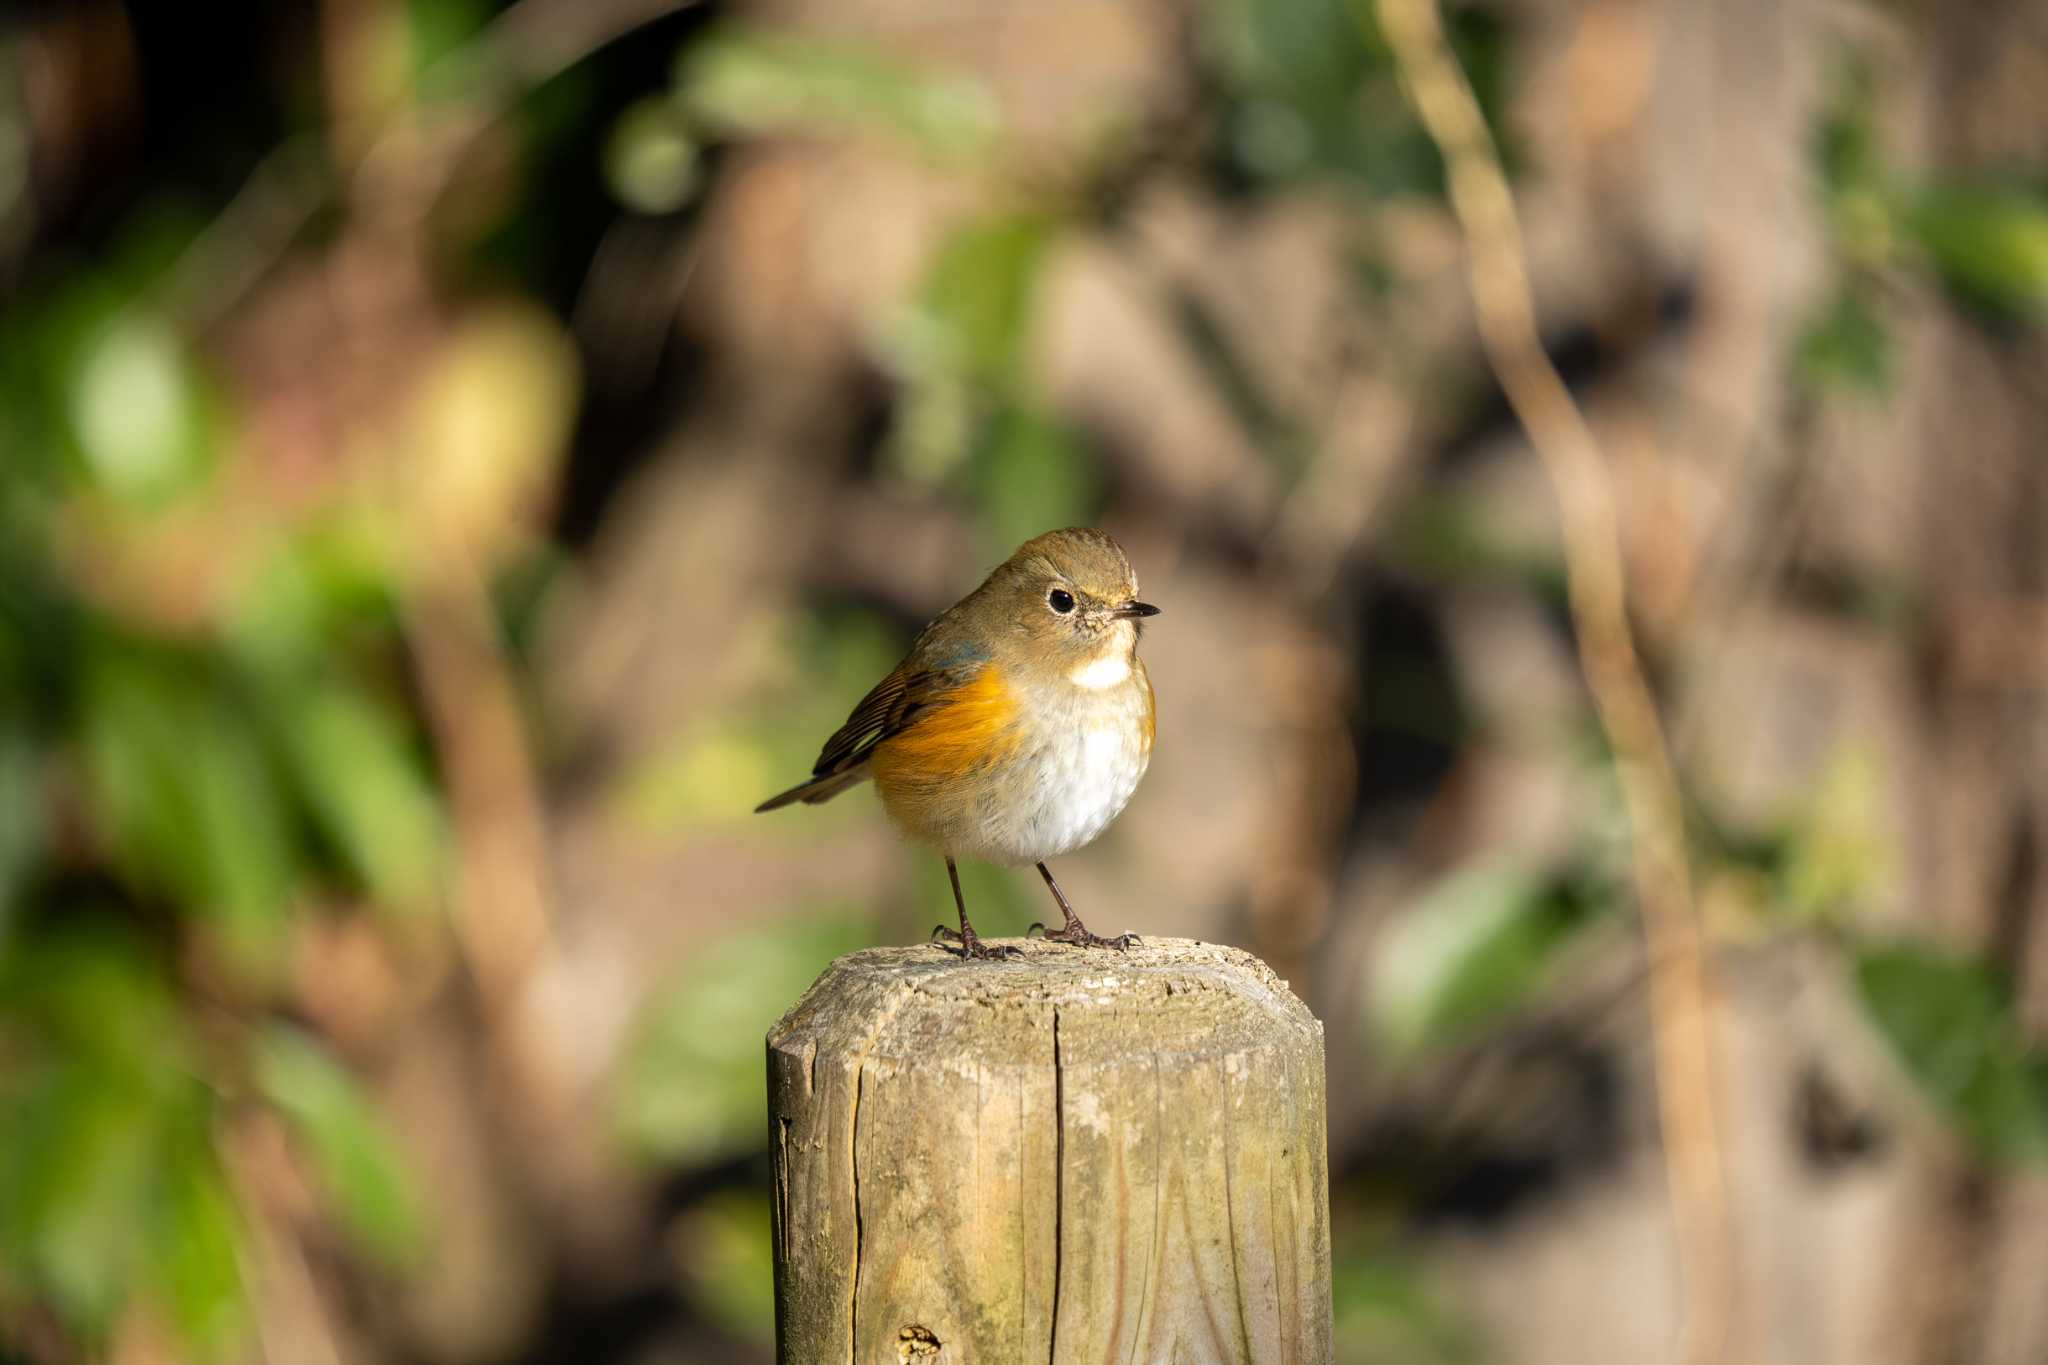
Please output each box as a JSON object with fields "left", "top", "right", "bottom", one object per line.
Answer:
{"left": 753, "top": 767, "right": 869, "bottom": 813}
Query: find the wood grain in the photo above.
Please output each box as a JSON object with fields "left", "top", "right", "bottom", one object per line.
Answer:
{"left": 768, "top": 936, "right": 1332, "bottom": 1364}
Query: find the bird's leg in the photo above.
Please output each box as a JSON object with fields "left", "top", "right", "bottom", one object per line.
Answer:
{"left": 1032, "top": 863, "right": 1138, "bottom": 950}
{"left": 930, "top": 856, "right": 1022, "bottom": 960}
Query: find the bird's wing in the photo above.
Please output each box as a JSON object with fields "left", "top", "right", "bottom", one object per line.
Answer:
{"left": 810, "top": 649, "right": 987, "bottom": 779}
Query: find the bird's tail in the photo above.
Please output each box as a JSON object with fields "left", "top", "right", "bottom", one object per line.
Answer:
{"left": 753, "top": 766, "right": 869, "bottom": 813}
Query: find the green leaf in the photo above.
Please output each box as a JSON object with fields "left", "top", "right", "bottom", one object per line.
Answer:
{"left": 1777, "top": 745, "right": 1890, "bottom": 921}
{"left": 1854, "top": 942, "right": 2048, "bottom": 1162}
{"left": 0, "top": 925, "right": 188, "bottom": 1077}
{"left": 406, "top": 0, "right": 494, "bottom": 75}
{"left": 670, "top": 1191, "right": 776, "bottom": 1345}
{"left": 909, "top": 212, "right": 1059, "bottom": 389}
{"left": 615, "top": 913, "right": 871, "bottom": 1165}
{"left": 883, "top": 212, "right": 1059, "bottom": 484}
{"left": 621, "top": 722, "right": 793, "bottom": 831}
{"left": 0, "top": 928, "right": 243, "bottom": 1345}
{"left": 621, "top": 609, "right": 903, "bottom": 832}
{"left": 226, "top": 531, "right": 443, "bottom": 912}
{"left": 80, "top": 641, "right": 298, "bottom": 968}
{"left": 1368, "top": 859, "right": 1606, "bottom": 1056}
{"left": 6, "top": 1063, "right": 160, "bottom": 1327}
{"left": 148, "top": 1106, "right": 248, "bottom": 1351}
{"left": 65, "top": 310, "right": 219, "bottom": 505}
{"left": 675, "top": 25, "right": 999, "bottom": 160}
{"left": 1207, "top": 0, "right": 1369, "bottom": 108}
{"left": 1812, "top": 54, "right": 1881, "bottom": 198}
{"left": 1332, "top": 1249, "right": 1478, "bottom": 1365}
{"left": 0, "top": 724, "right": 40, "bottom": 935}
{"left": 227, "top": 520, "right": 404, "bottom": 672}
{"left": 604, "top": 95, "right": 702, "bottom": 215}
{"left": 1796, "top": 285, "right": 1892, "bottom": 394}
{"left": 270, "top": 680, "right": 446, "bottom": 916}
{"left": 968, "top": 408, "right": 1102, "bottom": 564}
{"left": 254, "top": 1026, "right": 425, "bottom": 1265}
{"left": 1383, "top": 491, "right": 1567, "bottom": 596}
{"left": 1907, "top": 186, "right": 2048, "bottom": 316}
{"left": 1206, "top": 0, "right": 1395, "bottom": 186}
{"left": 1203, "top": 0, "right": 1507, "bottom": 197}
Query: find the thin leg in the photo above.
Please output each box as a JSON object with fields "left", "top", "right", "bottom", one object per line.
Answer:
{"left": 929, "top": 856, "right": 1021, "bottom": 960}
{"left": 1032, "top": 863, "right": 1138, "bottom": 950}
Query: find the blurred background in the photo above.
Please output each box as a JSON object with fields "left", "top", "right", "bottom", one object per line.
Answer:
{"left": 3, "top": 0, "right": 2047, "bottom": 1361}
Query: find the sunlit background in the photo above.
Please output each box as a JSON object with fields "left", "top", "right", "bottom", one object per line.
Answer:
{"left": 4, "top": 0, "right": 2048, "bottom": 1361}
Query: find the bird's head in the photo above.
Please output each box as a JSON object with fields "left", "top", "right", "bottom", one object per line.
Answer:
{"left": 977, "top": 528, "right": 1159, "bottom": 681}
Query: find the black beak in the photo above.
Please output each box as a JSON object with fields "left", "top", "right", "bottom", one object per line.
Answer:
{"left": 1113, "top": 601, "right": 1161, "bottom": 619}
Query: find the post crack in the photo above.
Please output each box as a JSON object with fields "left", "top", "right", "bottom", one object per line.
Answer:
{"left": 1049, "top": 1005, "right": 1065, "bottom": 1365}
{"left": 846, "top": 984, "right": 912, "bottom": 1364}
{"left": 851, "top": 1061, "right": 867, "bottom": 1363}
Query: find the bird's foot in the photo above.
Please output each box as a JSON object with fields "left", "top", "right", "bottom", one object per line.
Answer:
{"left": 1031, "top": 918, "right": 1139, "bottom": 951}
{"left": 930, "top": 925, "right": 1023, "bottom": 960}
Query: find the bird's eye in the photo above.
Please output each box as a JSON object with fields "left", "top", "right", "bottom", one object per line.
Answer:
{"left": 1047, "top": 588, "right": 1075, "bottom": 615}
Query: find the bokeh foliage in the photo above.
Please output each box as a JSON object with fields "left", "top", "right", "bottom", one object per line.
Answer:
{"left": 3, "top": 0, "right": 2048, "bottom": 1361}
{"left": 0, "top": 270, "right": 441, "bottom": 1351}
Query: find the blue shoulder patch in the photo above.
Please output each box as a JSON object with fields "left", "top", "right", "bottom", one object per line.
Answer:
{"left": 927, "top": 640, "right": 990, "bottom": 673}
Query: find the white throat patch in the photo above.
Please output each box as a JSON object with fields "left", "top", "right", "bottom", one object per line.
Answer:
{"left": 1068, "top": 652, "right": 1133, "bottom": 690}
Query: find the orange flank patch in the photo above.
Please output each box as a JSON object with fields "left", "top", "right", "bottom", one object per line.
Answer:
{"left": 870, "top": 667, "right": 1024, "bottom": 798}
{"left": 1140, "top": 667, "right": 1156, "bottom": 754}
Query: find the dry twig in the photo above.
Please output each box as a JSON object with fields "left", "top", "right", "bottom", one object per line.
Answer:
{"left": 1374, "top": 2, "right": 1737, "bottom": 1361}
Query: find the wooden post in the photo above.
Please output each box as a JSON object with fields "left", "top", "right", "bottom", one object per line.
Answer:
{"left": 766, "top": 936, "right": 1332, "bottom": 1363}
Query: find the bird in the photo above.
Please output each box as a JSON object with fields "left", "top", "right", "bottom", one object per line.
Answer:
{"left": 756, "top": 527, "right": 1159, "bottom": 960}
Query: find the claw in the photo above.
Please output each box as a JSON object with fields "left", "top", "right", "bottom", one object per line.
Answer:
{"left": 1042, "top": 922, "right": 1139, "bottom": 951}
{"left": 1026, "top": 921, "right": 1047, "bottom": 938}
{"left": 933, "top": 926, "right": 1022, "bottom": 960}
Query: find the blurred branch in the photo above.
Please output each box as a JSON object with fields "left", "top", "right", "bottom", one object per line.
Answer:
{"left": 1269, "top": 371, "right": 1414, "bottom": 594}
{"left": 450, "top": 0, "right": 701, "bottom": 97}
{"left": 1374, "top": 4, "right": 1737, "bottom": 1364}
{"left": 570, "top": 217, "right": 707, "bottom": 400}
{"left": 405, "top": 572, "right": 557, "bottom": 1020}
{"left": 222, "top": 1113, "right": 351, "bottom": 1365}
{"left": 158, "top": 0, "right": 699, "bottom": 329}
{"left": 1949, "top": 595, "right": 2048, "bottom": 690}
{"left": 350, "top": 0, "right": 697, "bottom": 223}
{"left": 317, "top": 0, "right": 696, "bottom": 1028}
{"left": 165, "top": 139, "right": 327, "bottom": 334}
{"left": 319, "top": 0, "right": 660, "bottom": 1095}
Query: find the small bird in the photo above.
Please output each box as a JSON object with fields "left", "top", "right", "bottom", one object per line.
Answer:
{"left": 756, "top": 528, "right": 1159, "bottom": 959}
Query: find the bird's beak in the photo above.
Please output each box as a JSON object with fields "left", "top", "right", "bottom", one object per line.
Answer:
{"left": 1112, "top": 600, "right": 1161, "bottom": 619}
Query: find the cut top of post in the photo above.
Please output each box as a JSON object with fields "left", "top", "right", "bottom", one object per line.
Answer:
{"left": 767, "top": 936, "right": 1321, "bottom": 1070}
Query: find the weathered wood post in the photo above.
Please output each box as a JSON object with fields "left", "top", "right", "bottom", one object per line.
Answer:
{"left": 767, "top": 936, "right": 1332, "bottom": 1363}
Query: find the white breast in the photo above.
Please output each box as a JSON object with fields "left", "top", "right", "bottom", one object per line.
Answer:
{"left": 954, "top": 673, "right": 1152, "bottom": 867}
{"left": 1068, "top": 653, "right": 1132, "bottom": 689}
